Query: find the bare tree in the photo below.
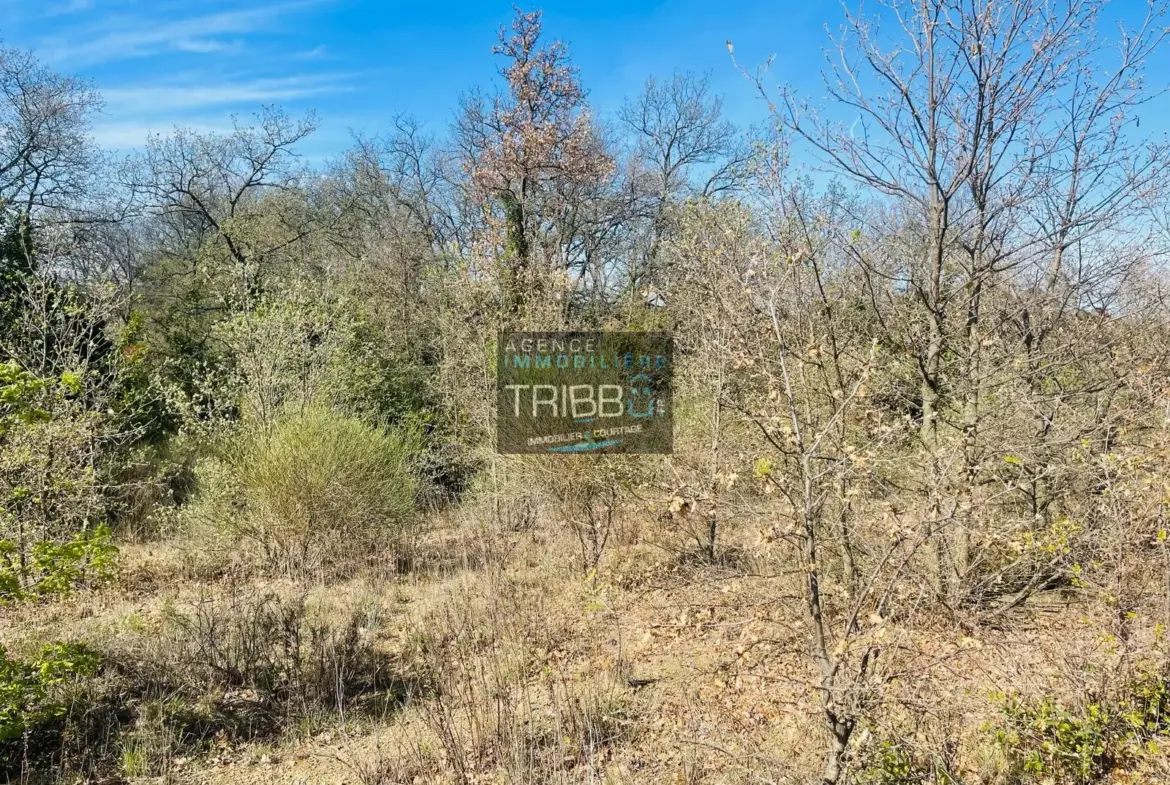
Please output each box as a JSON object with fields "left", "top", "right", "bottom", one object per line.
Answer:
{"left": 129, "top": 107, "right": 320, "bottom": 309}
{"left": 0, "top": 47, "right": 102, "bottom": 219}
{"left": 737, "top": 0, "right": 1170, "bottom": 603}
{"left": 344, "top": 115, "right": 475, "bottom": 257}
{"left": 669, "top": 192, "right": 922, "bottom": 784}
{"left": 619, "top": 71, "right": 752, "bottom": 292}
{"left": 619, "top": 71, "right": 749, "bottom": 201}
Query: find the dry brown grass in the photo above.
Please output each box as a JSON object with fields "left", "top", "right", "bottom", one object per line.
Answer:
{"left": 3, "top": 493, "right": 1169, "bottom": 785}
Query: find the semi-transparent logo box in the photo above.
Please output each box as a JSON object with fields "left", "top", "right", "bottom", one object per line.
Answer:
{"left": 496, "top": 332, "right": 673, "bottom": 454}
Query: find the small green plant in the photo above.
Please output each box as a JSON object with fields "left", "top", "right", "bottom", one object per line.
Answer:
{"left": 0, "top": 524, "right": 117, "bottom": 603}
{"left": 120, "top": 743, "right": 148, "bottom": 777}
{"left": 860, "top": 740, "right": 923, "bottom": 784}
{"left": 117, "top": 695, "right": 200, "bottom": 776}
{"left": 993, "top": 667, "right": 1170, "bottom": 783}
{"left": 0, "top": 641, "right": 100, "bottom": 742}
{"left": 0, "top": 360, "right": 48, "bottom": 436}
{"left": 856, "top": 737, "right": 957, "bottom": 785}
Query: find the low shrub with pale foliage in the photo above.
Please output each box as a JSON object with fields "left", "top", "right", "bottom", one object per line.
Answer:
{"left": 236, "top": 407, "right": 418, "bottom": 574}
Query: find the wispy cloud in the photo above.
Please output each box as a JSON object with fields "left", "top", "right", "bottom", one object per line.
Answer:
{"left": 90, "top": 119, "right": 236, "bottom": 150}
{"left": 26, "top": 0, "right": 361, "bottom": 154}
{"left": 39, "top": 0, "right": 326, "bottom": 66}
{"left": 44, "top": 0, "right": 94, "bottom": 17}
{"left": 100, "top": 74, "right": 355, "bottom": 113}
{"left": 172, "top": 38, "right": 244, "bottom": 55}
{"left": 296, "top": 44, "right": 329, "bottom": 60}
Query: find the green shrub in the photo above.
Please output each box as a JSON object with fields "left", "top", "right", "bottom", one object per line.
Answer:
{"left": 0, "top": 294, "right": 145, "bottom": 594}
{"left": 0, "top": 360, "right": 48, "bottom": 435}
{"left": 856, "top": 736, "right": 962, "bottom": 785}
{"left": 0, "top": 525, "right": 117, "bottom": 603}
{"left": 858, "top": 739, "right": 929, "bottom": 785}
{"left": 236, "top": 407, "right": 418, "bottom": 574}
{"left": 0, "top": 642, "right": 100, "bottom": 742}
{"left": 993, "top": 668, "right": 1170, "bottom": 783}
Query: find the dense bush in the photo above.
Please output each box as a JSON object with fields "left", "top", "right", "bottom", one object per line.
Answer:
{"left": 0, "top": 354, "right": 127, "bottom": 596}
{"left": 235, "top": 407, "right": 418, "bottom": 574}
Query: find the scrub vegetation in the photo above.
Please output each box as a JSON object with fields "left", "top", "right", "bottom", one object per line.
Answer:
{"left": 4, "top": 2, "right": 1170, "bottom": 783}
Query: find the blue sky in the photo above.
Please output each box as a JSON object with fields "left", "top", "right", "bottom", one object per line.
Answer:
{"left": 0, "top": 0, "right": 1166, "bottom": 163}
{"left": 0, "top": 0, "right": 833, "bottom": 159}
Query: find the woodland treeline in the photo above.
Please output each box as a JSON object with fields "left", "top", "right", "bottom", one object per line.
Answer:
{"left": 4, "top": 2, "right": 1170, "bottom": 783}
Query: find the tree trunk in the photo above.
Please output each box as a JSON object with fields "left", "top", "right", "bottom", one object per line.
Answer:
{"left": 821, "top": 711, "right": 855, "bottom": 785}
{"left": 921, "top": 197, "right": 947, "bottom": 599}
{"left": 500, "top": 189, "right": 529, "bottom": 317}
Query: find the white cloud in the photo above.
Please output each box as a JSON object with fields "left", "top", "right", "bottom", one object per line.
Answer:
{"left": 172, "top": 38, "right": 243, "bottom": 54}
{"left": 39, "top": 0, "right": 327, "bottom": 66}
{"left": 34, "top": 0, "right": 354, "bottom": 153}
{"left": 296, "top": 45, "right": 329, "bottom": 60}
{"left": 100, "top": 74, "right": 354, "bottom": 113}
{"left": 89, "top": 119, "right": 235, "bottom": 150}
{"left": 45, "top": 0, "right": 94, "bottom": 17}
